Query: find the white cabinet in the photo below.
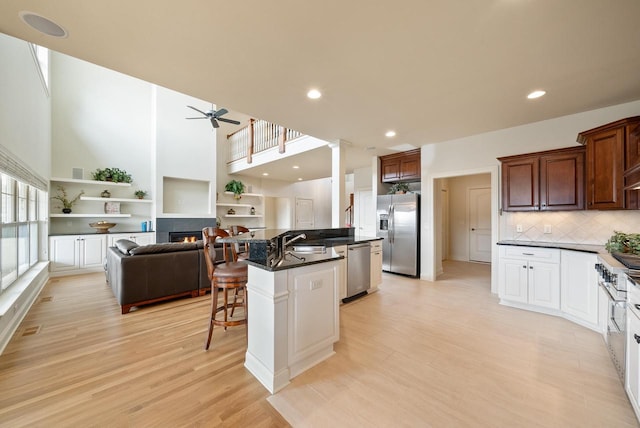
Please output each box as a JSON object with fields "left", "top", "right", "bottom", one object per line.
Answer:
{"left": 108, "top": 232, "right": 156, "bottom": 247}
{"left": 370, "top": 240, "right": 382, "bottom": 292}
{"left": 561, "top": 250, "right": 599, "bottom": 328}
{"left": 498, "top": 246, "right": 560, "bottom": 310}
{"left": 334, "top": 245, "right": 348, "bottom": 302}
{"left": 627, "top": 308, "right": 640, "bottom": 420}
{"left": 49, "top": 234, "right": 107, "bottom": 275}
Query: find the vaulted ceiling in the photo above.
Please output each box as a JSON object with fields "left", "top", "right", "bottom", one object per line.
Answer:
{"left": 2, "top": 1, "right": 640, "bottom": 181}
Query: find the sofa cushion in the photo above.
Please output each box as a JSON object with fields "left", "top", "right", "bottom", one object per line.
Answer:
{"left": 115, "top": 239, "right": 139, "bottom": 255}
{"left": 129, "top": 241, "right": 199, "bottom": 255}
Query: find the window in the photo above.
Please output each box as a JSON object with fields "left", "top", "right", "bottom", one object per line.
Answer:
{"left": 0, "top": 174, "right": 42, "bottom": 292}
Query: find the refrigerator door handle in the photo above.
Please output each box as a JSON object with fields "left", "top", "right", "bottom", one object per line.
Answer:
{"left": 389, "top": 204, "right": 394, "bottom": 244}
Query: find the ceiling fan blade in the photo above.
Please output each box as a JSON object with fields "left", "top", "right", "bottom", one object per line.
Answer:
{"left": 217, "top": 117, "right": 241, "bottom": 125}
{"left": 210, "top": 118, "right": 220, "bottom": 128}
{"left": 187, "top": 105, "right": 208, "bottom": 116}
{"left": 213, "top": 108, "right": 228, "bottom": 118}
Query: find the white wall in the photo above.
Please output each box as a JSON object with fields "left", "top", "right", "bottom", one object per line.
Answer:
{"left": 0, "top": 34, "right": 51, "bottom": 354}
{"left": 154, "top": 86, "right": 216, "bottom": 218}
{"left": 50, "top": 54, "right": 216, "bottom": 232}
{"left": 0, "top": 35, "right": 51, "bottom": 178}
{"left": 421, "top": 99, "right": 640, "bottom": 287}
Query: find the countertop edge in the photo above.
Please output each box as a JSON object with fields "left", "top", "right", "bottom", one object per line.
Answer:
{"left": 497, "top": 240, "right": 605, "bottom": 254}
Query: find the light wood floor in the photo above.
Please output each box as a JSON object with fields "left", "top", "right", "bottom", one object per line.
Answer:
{"left": 0, "top": 261, "right": 637, "bottom": 427}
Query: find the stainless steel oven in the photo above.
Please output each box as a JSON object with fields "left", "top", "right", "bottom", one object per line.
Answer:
{"left": 596, "top": 254, "right": 628, "bottom": 382}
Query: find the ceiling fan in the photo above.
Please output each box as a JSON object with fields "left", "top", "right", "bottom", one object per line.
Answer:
{"left": 186, "top": 105, "right": 241, "bottom": 129}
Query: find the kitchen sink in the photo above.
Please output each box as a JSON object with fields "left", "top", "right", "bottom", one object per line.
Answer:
{"left": 291, "top": 245, "right": 326, "bottom": 254}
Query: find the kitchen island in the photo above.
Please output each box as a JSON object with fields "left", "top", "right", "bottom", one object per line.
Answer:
{"left": 220, "top": 228, "right": 368, "bottom": 393}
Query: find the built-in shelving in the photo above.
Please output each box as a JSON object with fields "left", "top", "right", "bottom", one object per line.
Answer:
{"left": 224, "top": 191, "right": 263, "bottom": 198}
{"left": 216, "top": 203, "right": 253, "bottom": 208}
{"left": 81, "top": 196, "right": 152, "bottom": 203}
{"left": 50, "top": 213, "right": 132, "bottom": 218}
{"left": 224, "top": 214, "right": 264, "bottom": 218}
{"left": 51, "top": 177, "right": 132, "bottom": 187}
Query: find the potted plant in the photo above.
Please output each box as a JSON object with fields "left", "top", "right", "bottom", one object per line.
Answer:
{"left": 388, "top": 182, "right": 410, "bottom": 194}
{"left": 51, "top": 185, "right": 84, "bottom": 213}
{"left": 134, "top": 190, "right": 147, "bottom": 199}
{"left": 225, "top": 179, "right": 245, "bottom": 200}
{"left": 606, "top": 231, "right": 640, "bottom": 255}
{"left": 92, "top": 167, "right": 132, "bottom": 183}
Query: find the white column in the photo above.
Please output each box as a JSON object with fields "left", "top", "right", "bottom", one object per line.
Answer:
{"left": 328, "top": 141, "right": 347, "bottom": 227}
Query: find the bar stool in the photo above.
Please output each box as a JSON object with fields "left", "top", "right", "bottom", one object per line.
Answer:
{"left": 202, "top": 227, "right": 248, "bottom": 350}
{"left": 228, "top": 225, "right": 251, "bottom": 261}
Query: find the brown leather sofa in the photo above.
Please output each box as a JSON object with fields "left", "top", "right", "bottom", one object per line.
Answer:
{"left": 106, "top": 240, "right": 210, "bottom": 314}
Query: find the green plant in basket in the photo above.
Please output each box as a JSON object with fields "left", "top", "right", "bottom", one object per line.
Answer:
{"left": 92, "top": 167, "right": 132, "bottom": 183}
{"left": 225, "top": 180, "right": 245, "bottom": 199}
{"left": 606, "top": 231, "right": 640, "bottom": 255}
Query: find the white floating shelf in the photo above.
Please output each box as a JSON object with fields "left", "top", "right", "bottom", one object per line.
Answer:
{"left": 81, "top": 196, "right": 153, "bottom": 203}
{"left": 51, "top": 177, "right": 132, "bottom": 187}
{"left": 224, "top": 191, "right": 263, "bottom": 198}
{"left": 50, "top": 213, "right": 132, "bottom": 218}
{"left": 216, "top": 203, "right": 252, "bottom": 208}
{"left": 223, "top": 214, "right": 263, "bottom": 218}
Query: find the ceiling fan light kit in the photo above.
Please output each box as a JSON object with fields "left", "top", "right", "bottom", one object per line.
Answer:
{"left": 186, "top": 105, "right": 241, "bottom": 129}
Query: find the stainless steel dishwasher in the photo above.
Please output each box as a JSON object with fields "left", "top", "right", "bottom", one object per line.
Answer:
{"left": 345, "top": 243, "right": 371, "bottom": 302}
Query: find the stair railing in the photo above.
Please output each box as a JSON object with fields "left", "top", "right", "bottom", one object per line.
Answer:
{"left": 227, "top": 119, "right": 304, "bottom": 164}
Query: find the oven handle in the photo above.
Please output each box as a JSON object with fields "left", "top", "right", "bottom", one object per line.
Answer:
{"left": 598, "top": 281, "right": 626, "bottom": 303}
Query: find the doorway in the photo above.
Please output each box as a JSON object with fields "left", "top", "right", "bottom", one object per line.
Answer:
{"left": 436, "top": 173, "right": 492, "bottom": 270}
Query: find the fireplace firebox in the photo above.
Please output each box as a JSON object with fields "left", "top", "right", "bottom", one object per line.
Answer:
{"left": 168, "top": 231, "right": 202, "bottom": 243}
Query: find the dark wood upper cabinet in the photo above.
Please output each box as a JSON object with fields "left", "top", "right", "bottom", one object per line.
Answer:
{"left": 540, "top": 149, "right": 585, "bottom": 211}
{"left": 577, "top": 116, "right": 640, "bottom": 210}
{"left": 498, "top": 147, "right": 585, "bottom": 212}
{"left": 380, "top": 149, "right": 421, "bottom": 183}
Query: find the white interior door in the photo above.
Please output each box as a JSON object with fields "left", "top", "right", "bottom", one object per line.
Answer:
{"left": 295, "top": 198, "right": 314, "bottom": 229}
{"left": 469, "top": 187, "right": 491, "bottom": 263}
{"left": 355, "top": 189, "right": 375, "bottom": 236}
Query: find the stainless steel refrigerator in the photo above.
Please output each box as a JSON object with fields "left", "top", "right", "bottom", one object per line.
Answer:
{"left": 376, "top": 193, "right": 419, "bottom": 277}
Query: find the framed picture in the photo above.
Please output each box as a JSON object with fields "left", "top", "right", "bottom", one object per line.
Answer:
{"left": 104, "top": 202, "right": 121, "bottom": 214}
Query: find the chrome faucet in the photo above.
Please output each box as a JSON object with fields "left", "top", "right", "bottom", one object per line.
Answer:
{"left": 282, "top": 233, "right": 307, "bottom": 249}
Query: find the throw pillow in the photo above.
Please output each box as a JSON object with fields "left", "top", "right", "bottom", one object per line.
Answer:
{"left": 115, "top": 239, "right": 139, "bottom": 255}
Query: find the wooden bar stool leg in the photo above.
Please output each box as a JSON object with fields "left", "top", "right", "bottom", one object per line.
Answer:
{"left": 205, "top": 283, "right": 219, "bottom": 350}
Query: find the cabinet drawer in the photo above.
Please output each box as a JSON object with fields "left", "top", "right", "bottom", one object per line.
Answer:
{"left": 370, "top": 240, "right": 382, "bottom": 252}
{"left": 499, "top": 245, "right": 560, "bottom": 262}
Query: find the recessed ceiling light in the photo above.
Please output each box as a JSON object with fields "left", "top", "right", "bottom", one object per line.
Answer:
{"left": 385, "top": 131, "right": 396, "bottom": 138}
{"left": 19, "top": 11, "right": 68, "bottom": 38}
{"left": 527, "top": 90, "right": 546, "bottom": 99}
{"left": 307, "top": 89, "right": 322, "bottom": 99}
{"left": 262, "top": 172, "right": 269, "bottom": 176}
{"left": 293, "top": 165, "right": 300, "bottom": 169}
{"left": 298, "top": 178, "right": 303, "bottom": 181}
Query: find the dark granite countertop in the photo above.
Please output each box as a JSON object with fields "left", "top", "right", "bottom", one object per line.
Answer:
{"left": 497, "top": 240, "right": 605, "bottom": 254}
{"left": 245, "top": 248, "right": 344, "bottom": 272}
{"left": 219, "top": 227, "right": 379, "bottom": 271}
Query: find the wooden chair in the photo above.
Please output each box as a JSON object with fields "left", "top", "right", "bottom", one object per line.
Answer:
{"left": 202, "top": 227, "right": 248, "bottom": 350}
{"left": 228, "top": 225, "right": 251, "bottom": 260}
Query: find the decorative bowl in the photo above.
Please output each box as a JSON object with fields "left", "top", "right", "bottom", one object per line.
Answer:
{"left": 89, "top": 221, "right": 117, "bottom": 233}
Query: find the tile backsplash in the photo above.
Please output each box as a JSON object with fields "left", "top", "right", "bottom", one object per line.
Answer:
{"left": 501, "top": 210, "right": 640, "bottom": 245}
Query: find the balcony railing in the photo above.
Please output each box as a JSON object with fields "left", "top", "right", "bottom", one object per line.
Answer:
{"left": 227, "top": 119, "right": 304, "bottom": 164}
